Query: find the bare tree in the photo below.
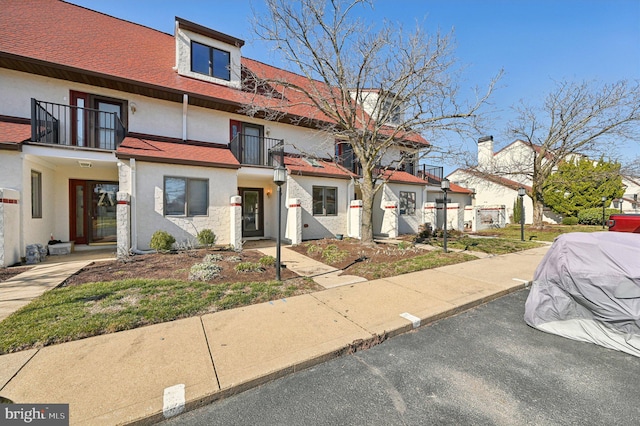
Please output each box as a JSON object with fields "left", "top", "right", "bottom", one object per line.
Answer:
{"left": 504, "top": 79, "right": 640, "bottom": 227}
{"left": 243, "top": 0, "right": 500, "bottom": 243}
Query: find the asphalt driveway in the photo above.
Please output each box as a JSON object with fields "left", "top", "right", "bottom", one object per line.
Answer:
{"left": 162, "top": 288, "right": 640, "bottom": 425}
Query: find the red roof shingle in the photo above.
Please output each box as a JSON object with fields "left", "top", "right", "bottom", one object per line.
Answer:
{"left": 0, "top": 0, "right": 428, "bottom": 147}
{"left": 0, "top": 119, "right": 30, "bottom": 147}
{"left": 117, "top": 136, "right": 240, "bottom": 168}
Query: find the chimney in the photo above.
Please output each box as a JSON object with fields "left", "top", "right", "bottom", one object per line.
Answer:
{"left": 477, "top": 135, "right": 494, "bottom": 171}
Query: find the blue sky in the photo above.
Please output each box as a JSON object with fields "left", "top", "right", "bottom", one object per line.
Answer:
{"left": 69, "top": 0, "right": 640, "bottom": 169}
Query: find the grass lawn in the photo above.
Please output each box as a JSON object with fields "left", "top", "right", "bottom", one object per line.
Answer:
{"left": 475, "top": 224, "right": 604, "bottom": 242}
{"left": 0, "top": 227, "right": 598, "bottom": 354}
{"left": 0, "top": 278, "right": 315, "bottom": 354}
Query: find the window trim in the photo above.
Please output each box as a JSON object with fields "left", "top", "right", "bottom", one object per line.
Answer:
{"left": 163, "top": 176, "right": 209, "bottom": 217}
{"left": 190, "top": 41, "right": 231, "bottom": 81}
{"left": 312, "top": 186, "right": 338, "bottom": 216}
{"left": 399, "top": 191, "right": 416, "bottom": 216}
{"left": 31, "top": 170, "right": 42, "bottom": 219}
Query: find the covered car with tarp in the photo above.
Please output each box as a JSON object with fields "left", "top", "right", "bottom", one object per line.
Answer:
{"left": 524, "top": 232, "right": 640, "bottom": 357}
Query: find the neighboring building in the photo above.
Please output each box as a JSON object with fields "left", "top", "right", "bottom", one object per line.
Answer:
{"left": 0, "top": 0, "right": 470, "bottom": 266}
{"left": 449, "top": 136, "right": 638, "bottom": 225}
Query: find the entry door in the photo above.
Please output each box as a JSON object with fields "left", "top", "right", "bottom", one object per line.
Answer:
{"left": 242, "top": 124, "right": 262, "bottom": 165}
{"left": 240, "top": 188, "right": 264, "bottom": 237}
{"left": 70, "top": 180, "right": 119, "bottom": 244}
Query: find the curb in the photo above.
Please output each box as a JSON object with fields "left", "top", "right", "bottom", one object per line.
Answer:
{"left": 125, "top": 281, "right": 530, "bottom": 425}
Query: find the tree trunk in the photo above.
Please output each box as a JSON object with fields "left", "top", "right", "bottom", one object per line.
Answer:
{"left": 531, "top": 185, "right": 545, "bottom": 229}
{"left": 360, "top": 170, "right": 376, "bottom": 244}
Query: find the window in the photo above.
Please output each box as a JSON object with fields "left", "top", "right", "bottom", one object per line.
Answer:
{"left": 31, "top": 170, "right": 42, "bottom": 218}
{"left": 164, "top": 177, "right": 208, "bottom": 216}
{"left": 191, "top": 41, "right": 230, "bottom": 81}
{"left": 399, "top": 191, "right": 416, "bottom": 216}
{"left": 313, "top": 186, "right": 337, "bottom": 216}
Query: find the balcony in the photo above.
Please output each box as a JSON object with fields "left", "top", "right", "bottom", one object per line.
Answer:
{"left": 30, "top": 98, "right": 125, "bottom": 150}
{"left": 416, "top": 164, "right": 443, "bottom": 185}
{"left": 230, "top": 133, "right": 284, "bottom": 166}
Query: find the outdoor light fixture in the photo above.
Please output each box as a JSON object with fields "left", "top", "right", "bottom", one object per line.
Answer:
{"left": 518, "top": 187, "right": 526, "bottom": 242}
{"left": 601, "top": 196, "right": 607, "bottom": 229}
{"left": 441, "top": 178, "right": 450, "bottom": 253}
{"left": 273, "top": 165, "right": 287, "bottom": 280}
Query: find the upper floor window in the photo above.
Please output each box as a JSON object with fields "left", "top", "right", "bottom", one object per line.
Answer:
{"left": 164, "top": 176, "right": 209, "bottom": 216}
{"left": 191, "top": 41, "right": 230, "bottom": 81}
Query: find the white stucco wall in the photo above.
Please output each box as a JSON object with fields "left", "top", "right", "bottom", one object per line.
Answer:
{"left": 285, "top": 175, "right": 350, "bottom": 240}
{"left": 449, "top": 170, "right": 534, "bottom": 224}
{"left": 175, "top": 27, "right": 242, "bottom": 89}
{"left": 131, "top": 161, "right": 238, "bottom": 250}
{"left": 374, "top": 183, "right": 426, "bottom": 235}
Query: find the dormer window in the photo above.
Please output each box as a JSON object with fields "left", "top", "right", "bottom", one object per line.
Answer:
{"left": 191, "top": 41, "right": 230, "bottom": 81}
{"left": 175, "top": 17, "right": 243, "bottom": 88}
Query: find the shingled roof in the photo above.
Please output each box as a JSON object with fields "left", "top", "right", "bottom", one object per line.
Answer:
{"left": 0, "top": 0, "right": 428, "bottom": 147}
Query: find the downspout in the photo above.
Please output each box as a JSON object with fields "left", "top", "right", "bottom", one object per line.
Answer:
{"left": 130, "top": 158, "right": 137, "bottom": 251}
{"left": 182, "top": 94, "right": 188, "bottom": 141}
{"left": 347, "top": 179, "right": 355, "bottom": 235}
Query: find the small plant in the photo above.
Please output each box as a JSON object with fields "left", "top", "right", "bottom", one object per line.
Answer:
{"left": 397, "top": 241, "right": 413, "bottom": 251}
{"left": 225, "top": 255, "right": 243, "bottom": 263}
{"left": 321, "top": 244, "right": 349, "bottom": 264}
{"left": 204, "top": 253, "right": 224, "bottom": 263}
{"left": 197, "top": 229, "right": 217, "bottom": 246}
{"left": 188, "top": 262, "right": 222, "bottom": 281}
{"left": 414, "top": 223, "right": 433, "bottom": 242}
{"left": 150, "top": 230, "right": 175, "bottom": 252}
{"left": 258, "top": 255, "right": 276, "bottom": 267}
{"left": 306, "top": 243, "right": 322, "bottom": 256}
{"left": 234, "top": 262, "right": 265, "bottom": 273}
{"left": 562, "top": 216, "right": 579, "bottom": 225}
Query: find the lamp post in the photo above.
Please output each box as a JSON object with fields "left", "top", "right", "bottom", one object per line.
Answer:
{"left": 518, "top": 187, "right": 526, "bottom": 242}
{"left": 441, "top": 178, "right": 450, "bottom": 253}
{"left": 273, "top": 165, "right": 287, "bottom": 281}
{"left": 601, "top": 196, "right": 607, "bottom": 229}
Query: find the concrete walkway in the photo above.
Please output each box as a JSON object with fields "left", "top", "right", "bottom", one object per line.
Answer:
{"left": 0, "top": 244, "right": 550, "bottom": 425}
{"left": 0, "top": 248, "right": 117, "bottom": 321}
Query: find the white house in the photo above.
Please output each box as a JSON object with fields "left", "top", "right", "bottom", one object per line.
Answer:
{"left": 448, "top": 135, "right": 639, "bottom": 226}
{"left": 448, "top": 136, "right": 559, "bottom": 225}
{"left": 0, "top": 0, "right": 472, "bottom": 266}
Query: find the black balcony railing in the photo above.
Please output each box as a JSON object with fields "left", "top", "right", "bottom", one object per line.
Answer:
{"left": 230, "top": 133, "right": 285, "bottom": 166}
{"left": 416, "top": 164, "right": 444, "bottom": 185}
{"left": 31, "top": 98, "right": 125, "bottom": 150}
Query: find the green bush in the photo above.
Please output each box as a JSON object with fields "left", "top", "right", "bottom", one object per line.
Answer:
{"left": 234, "top": 262, "right": 265, "bottom": 273}
{"left": 578, "top": 208, "right": 619, "bottom": 225}
{"left": 150, "top": 230, "right": 175, "bottom": 252}
{"left": 561, "top": 216, "right": 579, "bottom": 225}
{"left": 197, "top": 229, "right": 217, "bottom": 246}
{"left": 258, "top": 255, "right": 276, "bottom": 267}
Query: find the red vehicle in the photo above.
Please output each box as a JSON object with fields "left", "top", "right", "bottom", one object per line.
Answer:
{"left": 607, "top": 214, "right": 640, "bottom": 233}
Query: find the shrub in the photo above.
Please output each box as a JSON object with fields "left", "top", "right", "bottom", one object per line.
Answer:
{"left": 234, "top": 262, "right": 265, "bottom": 273}
{"left": 203, "top": 253, "right": 223, "bottom": 263}
{"left": 188, "top": 262, "right": 222, "bottom": 281}
{"left": 321, "top": 244, "right": 349, "bottom": 264}
{"left": 578, "top": 208, "right": 619, "bottom": 225}
{"left": 414, "top": 223, "right": 433, "bottom": 242}
{"left": 197, "top": 229, "right": 217, "bottom": 246}
{"left": 150, "top": 230, "right": 175, "bottom": 252}
{"left": 562, "top": 216, "right": 579, "bottom": 225}
{"left": 258, "top": 255, "right": 276, "bottom": 267}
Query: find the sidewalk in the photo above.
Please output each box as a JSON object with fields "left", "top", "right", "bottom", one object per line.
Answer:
{"left": 0, "top": 244, "right": 549, "bottom": 425}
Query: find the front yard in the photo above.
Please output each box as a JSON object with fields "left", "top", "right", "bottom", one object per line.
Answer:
{"left": 0, "top": 228, "right": 558, "bottom": 354}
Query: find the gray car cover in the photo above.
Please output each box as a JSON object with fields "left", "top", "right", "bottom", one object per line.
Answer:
{"left": 524, "top": 232, "right": 640, "bottom": 357}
